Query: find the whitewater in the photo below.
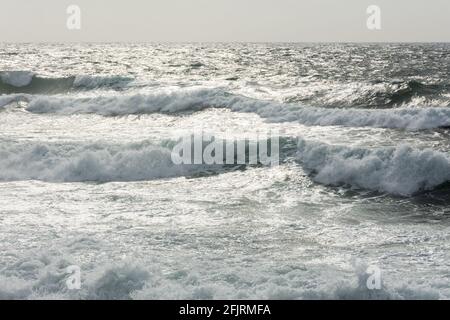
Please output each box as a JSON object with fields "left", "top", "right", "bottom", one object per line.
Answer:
{"left": 1, "top": 43, "right": 450, "bottom": 300}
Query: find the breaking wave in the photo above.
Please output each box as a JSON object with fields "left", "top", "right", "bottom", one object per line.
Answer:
{"left": 0, "top": 71, "right": 133, "bottom": 94}
{"left": 0, "top": 137, "right": 275, "bottom": 182}
{"left": 0, "top": 140, "right": 202, "bottom": 182}
{"left": 3, "top": 136, "right": 450, "bottom": 196}
{"left": 296, "top": 139, "right": 450, "bottom": 196}
{"left": 25, "top": 88, "right": 450, "bottom": 130}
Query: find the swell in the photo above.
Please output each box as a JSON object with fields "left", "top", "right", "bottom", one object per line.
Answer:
{"left": 0, "top": 71, "right": 133, "bottom": 94}
{"left": 25, "top": 88, "right": 450, "bottom": 130}
{"left": 296, "top": 139, "right": 450, "bottom": 196}
{"left": 283, "top": 80, "right": 450, "bottom": 109}
{"left": 386, "top": 80, "right": 448, "bottom": 107}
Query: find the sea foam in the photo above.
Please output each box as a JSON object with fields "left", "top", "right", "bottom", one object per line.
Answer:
{"left": 0, "top": 255, "right": 441, "bottom": 300}
{"left": 0, "top": 71, "right": 35, "bottom": 87}
{"left": 296, "top": 139, "right": 450, "bottom": 196}
{"left": 0, "top": 141, "right": 198, "bottom": 182}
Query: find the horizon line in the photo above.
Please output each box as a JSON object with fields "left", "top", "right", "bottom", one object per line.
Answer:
{"left": 1, "top": 41, "right": 450, "bottom": 45}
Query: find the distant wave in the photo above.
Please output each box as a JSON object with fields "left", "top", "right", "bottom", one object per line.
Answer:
{"left": 0, "top": 71, "right": 133, "bottom": 94}
{"left": 283, "top": 80, "right": 450, "bottom": 109}
{"left": 0, "top": 71, "right": 34, "bottom": 87}
{"left": 25, "top": 88, "right": 450, "bottom": 130}
{"left": 296, "top": 139, "right": 450, "bottom": 196}
{"left": 386, "top": 80, "right": 448, "bottom": 106}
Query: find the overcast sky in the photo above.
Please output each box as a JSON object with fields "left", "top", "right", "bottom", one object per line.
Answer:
{"left": 1, "top": 0, "right": 449, "bottom": 42}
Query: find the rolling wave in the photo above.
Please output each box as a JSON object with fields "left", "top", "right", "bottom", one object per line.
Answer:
{"left": 25, "top": 88, "right": 450, "bottom": 130}
{"left": 2, "top": 136, "right": 450, "bottom": 196}
{"left": 296, "top": 139, "right": 450, "bottom": 196}
{"left": 386, "top": 80, "right": 448, "bottom": 106}
{"left": 0, "top": 141, "right": 194, "bottom": 182}
{"left": 283, "top": 80, "right": 450, "bottom": 109}
{"left": 0, "top": 138, "right": 273, "bottom": 182}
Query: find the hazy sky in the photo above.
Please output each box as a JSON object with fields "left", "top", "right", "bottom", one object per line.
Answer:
{"left": 1, "top": 0, "right": 449, "bottom": 42}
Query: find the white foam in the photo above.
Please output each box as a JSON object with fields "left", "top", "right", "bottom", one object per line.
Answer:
{"left": 0, "top": 141, "right": 200, "bottom": 182}
{"left": 0, "top": 256, "right": 440, "bottom": 300}
{"left": 0, "top": 71, "right": 35, "bottom": 87}
{"left": 86, "top": 265, "right": 150, "bottom": 300}
{"left": 296, "top": 139, "right": 450, "bottom": 196}
{"left": 25, "top": 88, "right": 450, "bottom": 130}
{"left": 300, "top": 263, "right": 440, "bottom": 300}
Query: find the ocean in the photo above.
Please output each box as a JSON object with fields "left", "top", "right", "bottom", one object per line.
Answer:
{"left": 1, "top": 43, "right": 450, "bottom": 299}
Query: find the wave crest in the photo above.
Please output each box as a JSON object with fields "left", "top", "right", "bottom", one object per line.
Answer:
{"left": 25, "top": 88, "right": 450, "bottom": 130}
{"left": 0, "top": 141, "right": 196, "bottom": 182}
{"left": 0, "top": 71, "right": 35, "bottom": 87}
{"left": 296, "top": 139, "right": 450, "bottom": 196}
